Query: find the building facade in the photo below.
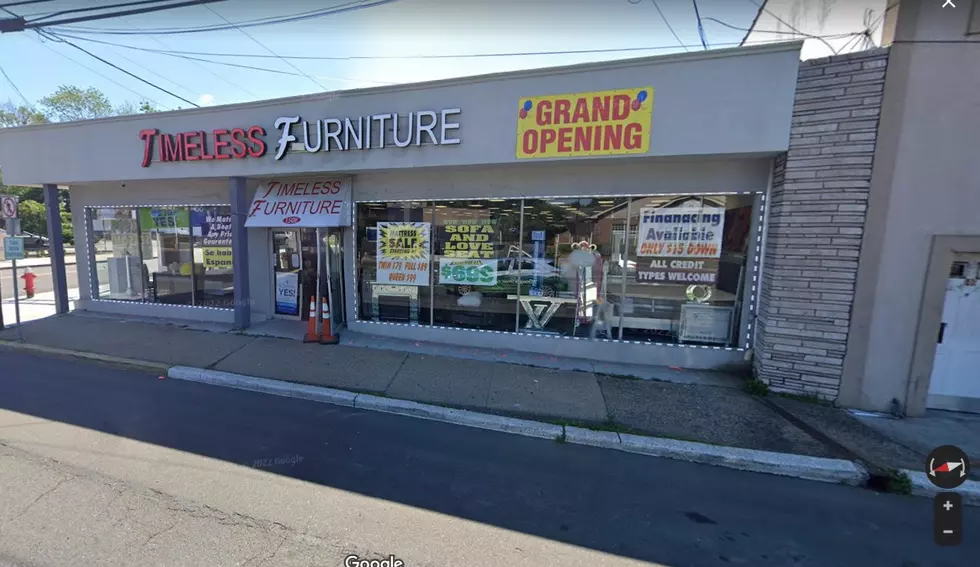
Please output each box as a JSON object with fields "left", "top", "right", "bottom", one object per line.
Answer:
{"left": 0, "top": 43, "right": 802, "bottom": 371}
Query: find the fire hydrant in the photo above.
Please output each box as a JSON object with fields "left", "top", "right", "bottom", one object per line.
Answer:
{"left": 21, "top": 267, "right": 36, "bottom": 299}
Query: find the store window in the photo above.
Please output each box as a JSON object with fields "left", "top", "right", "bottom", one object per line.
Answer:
{"left": 620, "top": 194, "right": 755, "bottom": 346}
{"left": 519, "top": 198, "right": 630, "bottom": 337}
{"left": 356, "top": 201, "right": 434, "bottom": 325}
{"left": 87, "top": 205, "right": 235, "bottom": 308}
{"left": 89, "top": 207, "right": 142, "bottom": 301}
{"left": 432, "top": 199, "right": 522, "bottom": 331}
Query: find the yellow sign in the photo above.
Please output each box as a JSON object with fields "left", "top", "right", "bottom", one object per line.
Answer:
{"left": 516, "top": 87, "right": 653, "bottom": 159}
{"left": 203, "top": 247, "right": 233, "bottom": 271}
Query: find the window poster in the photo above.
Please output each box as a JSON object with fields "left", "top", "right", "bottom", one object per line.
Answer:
{"left": 635, "top": 206, "right": 725, "bottom": 285}
{"left": 376, "top": 222, "right": 431, "bottom": 286}
{"left": 438, "top": 218, "right": 497, "bottom": 286}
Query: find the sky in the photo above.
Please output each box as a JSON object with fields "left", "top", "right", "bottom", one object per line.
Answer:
{"left": 0, "top": 0, "right": 887, "bottom": 113}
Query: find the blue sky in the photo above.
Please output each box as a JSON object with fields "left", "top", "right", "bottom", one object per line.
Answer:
{"left": 0, "top": 0, "right": 817, "bottom": 112}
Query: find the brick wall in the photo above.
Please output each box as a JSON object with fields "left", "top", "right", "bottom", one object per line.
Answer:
{"left": 754, "top": 48, "right": 889, "bottom": 399}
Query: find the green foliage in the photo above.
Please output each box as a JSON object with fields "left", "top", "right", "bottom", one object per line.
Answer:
{"left": 743, "top": 378, "right": 771, "bottom": 397}
{"left": 0, "top": 102, "right": 48, "bottom": 127}
{"left": 16, "top": 199, "right": 46, "bottom": 235}
{"left": 39, "top": 85, "right": 114, "bottom": 122}
{"left": 887, "top": 470, "right": 913, "bottom": 495}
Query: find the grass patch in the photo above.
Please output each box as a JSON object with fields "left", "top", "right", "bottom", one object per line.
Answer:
{"left": 595, "top": 372, "right": 643, "bottom": 381}
{"left": 868, "top": 469, "right": 913, "bottom": 495}
{"left": 776, "top": 392, "right": 832, "bottom": 406}
{"left": 743, "top": 378, "right": 770, "bottom": 397}
{"left": 554, "top": 430, "right": 567, "bottom": 444}
{"left": 546, "top": 418, "right": 639, "bottom": 435}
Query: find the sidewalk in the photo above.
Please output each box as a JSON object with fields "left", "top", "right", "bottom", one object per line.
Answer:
{"left": 1, "top": 312, "right": 977, "bottom": 495}
{"left": 0, "top": 288, "right": 79, "bottom": 328}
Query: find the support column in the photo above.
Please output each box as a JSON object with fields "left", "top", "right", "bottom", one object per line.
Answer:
{"left": 43, "top": 184, "right": 70, "bottom": 314}
{"left": 229, "top": 177, "right": 251, "bottom": 329}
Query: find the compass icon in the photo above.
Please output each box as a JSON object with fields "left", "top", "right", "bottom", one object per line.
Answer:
{"left": 926, "top": 445, "right": 971, "bottom": 489}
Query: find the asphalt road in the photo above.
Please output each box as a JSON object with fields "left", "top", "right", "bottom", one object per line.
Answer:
{"left": 0, "top": 349, "right": 976, "bottom": 567}
{"left": 0, "top": 263, "right": 79, "bottom": 299}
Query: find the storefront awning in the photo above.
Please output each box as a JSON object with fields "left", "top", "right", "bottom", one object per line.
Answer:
{"left": 245, "top": 178, "right": 352, "bottom": 228}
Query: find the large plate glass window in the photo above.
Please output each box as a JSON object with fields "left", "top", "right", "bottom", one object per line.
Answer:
{"left": 356, "top": 201, "right": 434, "bottom": 325}
{"left": 622, "top": 194, "right": 755, "bottom": 346}
{"left": 518, "top": 198, "right": 631, "bottom": 337}
{"left": 87, "top": 205, "right": 234, "bottom": 308}
{"left": 431, "top": 199, "right": 522, "bottom": 331}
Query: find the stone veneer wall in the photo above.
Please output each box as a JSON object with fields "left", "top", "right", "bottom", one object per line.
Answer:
{"left": 754, "top": 48, "right": 889, "bottom": 398}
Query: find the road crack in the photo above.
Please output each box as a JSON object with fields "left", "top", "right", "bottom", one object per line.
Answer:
{"left": 4, "top": 476, "right": 71, "bottom": 525}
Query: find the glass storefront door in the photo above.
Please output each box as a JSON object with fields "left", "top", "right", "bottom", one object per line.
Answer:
{"left": 272, "top": 228, "right": 346, "bottom": 329}
{"left": 272, "top": 228, "right": 318, "bottom": 319}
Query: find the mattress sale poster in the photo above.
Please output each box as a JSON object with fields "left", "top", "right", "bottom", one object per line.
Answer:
{"left": 376, "top": 222, "right": 431, "bottom": 285}
{"left": 635, "top": 206, "right": 725, "bottom": 284}
{"left": 516, "top": 87, "right": 653, "bottom": 159}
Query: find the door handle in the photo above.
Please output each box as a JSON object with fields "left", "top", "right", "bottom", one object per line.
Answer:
{"left": 938, "top": 322, "right": 947, "bottom": 344}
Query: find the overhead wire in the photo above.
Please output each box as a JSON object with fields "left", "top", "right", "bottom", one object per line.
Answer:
{"left": 116, "top": 16, "right": 260, "bottom": 101}
{"left": 0, "top": 61, "right": 34, "bottom": 109}
{"left": 651, "top": 0, "right": 689, "bottom": 53}
{"left": 27, "top": 0, "right": 196, "bottom": 24}
{"left": 202, "top": 3, "right": 327, "bottom": 91}
{"left": 691, "top": 0, "right": 708, "bottom": 49}
{"left": 48, "top": 31, "right": 800, "bottom": 62}
{"left": 13, "top": 0, "right": 225, "bottom": 31}
{"left": 44, "top": 30, "right": 394, "bottom": 85}
{"left": 50, "top": 0, "right": 399, "bottom": 36}
{"left": 37, "top": 29, "right": 197, "bottom": 107}
{"left": 28, "top": 33, "right": 167, "bottom": 109}
{"left": 743, "top": 0, "right": 838, "bottom": 56}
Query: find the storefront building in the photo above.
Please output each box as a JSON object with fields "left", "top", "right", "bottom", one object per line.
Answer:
{"left": 0, "top": 42, "right": 803, "bottom": 370}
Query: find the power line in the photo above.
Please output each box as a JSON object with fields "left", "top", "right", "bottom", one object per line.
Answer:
{"left": 202, "top": 3, "right": 327, "bottom": 92}
{"left": 45, "top": 30, "right": 394, "bottom": 85}
{"left": 38, "top": 30, "right": 198, "bottom": 107}
{"left": 28, "top": 33, "right": 166, "bottom": 109}
{"left": 51, "top": 0, "right": 399, "bottom": 36}
{"left": 28, "top": 0, "right": 194, "bottom": 24}
{"left": 1, "top": 0, "right": 224, "bottom": 33}
{"left": 703, "top": 17, "right": 864, "bottom": 40}
{"left": 743, "top": 0, "right": 837, "bottom": 56}
{"left": 117, "top": 15, "right": 260, "bottom": 101}
{"left": 51, "top": 31, "right": 764, "bottom": 62}
{"left": 651, "top": 0, "right": 689, "bottom": 53}
{"left": 740, "top": 0, "right": 768, "bottom": 45}
{"left": 691, "top": 0, "right": 708, "bottom": 50}
{"left": 0, "top": 61, "right": 34, "bottom": 109}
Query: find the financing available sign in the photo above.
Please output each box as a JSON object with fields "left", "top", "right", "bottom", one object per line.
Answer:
{"left": 516, "top": 87, "right": 653, "bottom": 159}
{"left": 635, "top": 206, "right": 725, "bottom": 284}
{"left": 245, "top": 178, "right": 352, "bottom": 228}
{"left": 376, "top": 222, "right": 430, "bottom": 286}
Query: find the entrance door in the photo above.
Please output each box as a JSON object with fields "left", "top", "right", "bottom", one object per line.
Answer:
{"left": 272, "top": 228, "right": 318, "bottom": 319}
{"left": 320, "top": 228, "right": 346, "bottom": 333}
{"left": 928, "top": 253, "right": 980, "bottom": 412}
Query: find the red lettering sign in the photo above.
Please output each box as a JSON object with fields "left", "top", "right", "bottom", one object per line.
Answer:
{"left": 139, "top": 126, "right": 267, "bottom": 167}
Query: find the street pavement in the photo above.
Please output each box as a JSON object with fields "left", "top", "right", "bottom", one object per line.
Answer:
{"left": 0, "top": 348, "right": 976, "bottom": 567}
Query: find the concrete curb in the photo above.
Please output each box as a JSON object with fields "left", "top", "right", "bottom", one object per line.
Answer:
{"left": 902, "top": 469, "right": 980, "bottom": 506}
{"left": 0, "top": 340, "right": 171, "bottom": 373}
{"left": 166, "top": 365, "right": 869, "bottom": 486}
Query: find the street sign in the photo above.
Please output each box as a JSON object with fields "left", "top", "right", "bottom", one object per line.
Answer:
{"left": 0, "top": 195, "right": 18, "bottom": 219}
{"left": 3, "top": 236, "right": 25, "bottom": 260}
{"left": 4, "top": 217, "right": 20, "bottom": 235}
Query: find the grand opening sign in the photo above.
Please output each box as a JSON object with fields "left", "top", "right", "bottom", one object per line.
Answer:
{"left": 516, "top": 87, "right": 653, "bottom": 159}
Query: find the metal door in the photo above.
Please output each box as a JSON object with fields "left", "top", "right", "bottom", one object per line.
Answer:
{"left": 928, "top": 254, "right": 980, "bottom": 412}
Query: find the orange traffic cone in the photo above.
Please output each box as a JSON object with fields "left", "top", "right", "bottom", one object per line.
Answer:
{"left": 319, "top": 296, "right": 339, "bottom": 344}
{"left": 303, "top": 297, "right": 319, "bottom": 343}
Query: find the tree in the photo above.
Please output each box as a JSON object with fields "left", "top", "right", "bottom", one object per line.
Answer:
{"left": 16, "top": 199, "right": 46, "bottom": 236}
{"left": 39, "top": 85, "right": 114, "bottom": 122}
{"left": 115, "top": 100, "right": 159, "bottom": 116}
{"left": 0, "top": 102, "right": 48, "bottom": 127}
